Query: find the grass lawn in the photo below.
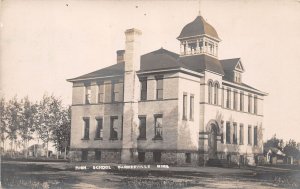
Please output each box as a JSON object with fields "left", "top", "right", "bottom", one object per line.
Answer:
{"left": 1, "top": 161, "right": 300, "bottom": 189}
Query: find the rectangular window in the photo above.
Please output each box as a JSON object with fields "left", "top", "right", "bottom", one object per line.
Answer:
{"left": 153, "top": 151, "right": 161, "bottom": 163}
{"left": 233, "top": 91, "right": 238, "bottom": 110}
{"left": 81, "top": 150, "right": 88, "bottom": 161}
{"left": 138, "top": 116, "right": 146, "bottom": 140}
{"left": 190, "top": 95, "right": 194, "bottom": 120}
{"left": 120, "top": 116, "right": 123, "bottom": 140}
{"left": 226, "top": 89, "right": 231, "bottom": 109}
{"left": 97, "top": 82, "right": 104, "bottom": 103}
{"left": 185, "top": 153, "right": 191, "bottom": 163}
{"left": 95, "top": 150, "right": 101, "bottom": 161}
{"left": 240, "top": 92, "right": 244, "bottom": 111}
{"left": 222, "top": 87, "right": 225, "bottom": 107}
{"left": 233, "top": 122, "right": 237, "bottom": 144}
{"left": 138, "top": 152, "right": 145, "bottom": 162}
{"left": 248, "top": 94, "right": 252, "bottom": 113}
{"left": 248, "top": 125, "right": 252, "bottom": 145}
{"left": 154, "top": 114, "right": 163, "bottom": 140}
{"left": 254, "top": 96, "right": 258, "bottom": 114}
{"left": 221, "top": 121, "right": 224, "bottom": 143}
{"left": 226, "top": 122, "right": 231, "bottom": 144}
{"left": 239, "top": 124, "right": 244, "bottom": 145}
{"left": 110, "top": 117, "right": 118, "bottom": 140}
{"left": 83, "top": 118, "right": 90, "bottom": 139}
{"left": 140, "top": 78, "right": 147, "bottom": 100}
{"left": 156, "top": 76, "right": 163, "bottom": 100}
{"left": 95, "top": 118, "right": 103, "bottom": 140}
{"left": 183, "top": 94, "right": 187, "bottom": 120}
{"left": 111, "top": 81, "right": 119, "bottom": 102}
{"left": 85, "top": 85, "right": 91, "bottom": 104}
{"left": 254, "top": 126, "right": 258, "bottom": 146}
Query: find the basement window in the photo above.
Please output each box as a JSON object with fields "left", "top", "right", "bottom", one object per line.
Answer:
{"left": 153, "top": 151, "right": 161, "bottom": 163}
{"left": 185, "top": 153, "right": 191, "bottom": 163}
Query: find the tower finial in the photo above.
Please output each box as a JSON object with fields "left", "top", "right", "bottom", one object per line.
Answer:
{"left": 198, "top": 0, "right": 201, "bottom": 16}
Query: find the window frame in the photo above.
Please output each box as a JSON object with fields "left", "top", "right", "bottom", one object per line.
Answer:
{"left": 138, "top": 116, "right": 147, "bottom": 140}
{"left": 95, "top": 118, "right": 103, "bottom": 140}
{"left": 153, "top": 151, "right": 161, "bottom": 163}
{"left": 240, "top": 92, "right": 244, "bottom": 111}
{"left": 183, "top": 93, "right": 187, "bottom": 120}
{"left": 226, "top": 88, "right": 231, "bottom": 109}
{"left": 95, "top": 150, "right": 101, "bottom": 161}
{"left": 254, "top": 96, "right": 258, "bottom": 114}
{"left": 208, "top": 81, "right": 213, "bottom": 104}
{"left": 248, "top": 125, "right": 252, "bottom": 145}
{"left": 140, "top": 77, "right": 147, "bottom": 101}
{"left": 109, "top": 116, "right": 118, "bottom": 140}
{"left": 248, "top": 94, "right": 252, "bottom": 113}
{"left": 233, "top": 122, "right": 237, "bottom": 144}
{"left": 155, "top": 75, "right": 164, "bottom": 100}
{"left": 239, "top": 124, "right": 244, "bottom": 145}
{"left": 254, "top": 126, "right": 258, "bottom": 146}
{"left": 82, "top": 117, "right": 90, "bottom": 140}
{"left": 226, "top": 122, "right": 231, "bottom": 144}
{"left": 97, "top": 82, "right": 104, "bottom": 103}
{"left": 153, "top": 114, "right": 163, "bottom": 140}
{"left": 213, "top": 82, "right": 219, "bottom": 105}
{"left": 190, "top": 95, "right": 194, "bottom": 121}
{"left": 233, "top": 90, "right": 238, "bottom": 110}
{"left": 85, "top": 84, "right": 91, "bottom": 104}
{"left": 185, "top": 153, "right": 192, "bottom": 163}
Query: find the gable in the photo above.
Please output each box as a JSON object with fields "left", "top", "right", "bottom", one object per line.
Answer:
{"left": 235, "top": 60, "right": 245, "bottom": 72}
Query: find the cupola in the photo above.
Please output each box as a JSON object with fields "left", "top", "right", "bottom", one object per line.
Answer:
{"left": 177, "top": 15, "right": 220, "bottom": 58}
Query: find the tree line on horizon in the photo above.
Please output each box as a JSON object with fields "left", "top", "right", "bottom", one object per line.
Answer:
{"left": 0, "top": 94, "right": 71, "bottom": 159}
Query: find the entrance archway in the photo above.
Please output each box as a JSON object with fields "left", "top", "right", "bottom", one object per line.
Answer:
{"left": 206, "top": 121, "right": 220, "bottom": 159}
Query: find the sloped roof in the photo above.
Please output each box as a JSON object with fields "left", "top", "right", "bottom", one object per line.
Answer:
{"left": 179, "top": 54, "right": 225, "bottom": 75}
{"left": 220, "top": 58, "right": 241, "bottom": 71}
{"left": 177, "top": 16, "right": 219, "bottom": 40}
{"left": 140, "top": 48, "right": 181, "bottom": 71}
{"left": 67, "top": 62, "right": 125, "bottom": 81}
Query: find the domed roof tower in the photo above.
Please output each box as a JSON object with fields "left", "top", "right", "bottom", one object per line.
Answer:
{"left": 177, "top": 15, "right": 221, "bottom": 58}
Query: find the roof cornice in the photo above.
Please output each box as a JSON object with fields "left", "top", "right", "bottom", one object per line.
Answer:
{"left": 177, "top": 34, "right": 221, "bottom": 42}
{"left": 136, "top": 67, "right": 204, "bottom": 78}
{"left": 66, "top": 74, "right": 124, "bottom": 82}
{"left": 222, "top": 80, "right": 268, "bottom": 96}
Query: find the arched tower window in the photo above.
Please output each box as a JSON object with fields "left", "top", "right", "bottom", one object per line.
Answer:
{"left": 208, "top": 81, "right": 213, "bottom": 104}
{"left": 214, "top": 82, "right": 219, "bottom": 105}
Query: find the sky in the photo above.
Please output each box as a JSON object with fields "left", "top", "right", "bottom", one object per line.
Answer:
{"left": 1, "top": 0, "right": 300, "bottom": 142}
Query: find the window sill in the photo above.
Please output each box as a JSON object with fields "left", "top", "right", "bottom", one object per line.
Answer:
{"left": 189, "top": 118, "right": 194, "bottom": 122}
{"left": 109, "top": 138, "right": 118, "bottom": 141}
{"left": 94, "top": 138, "right": 103, "bottom": 140}
{"left": 152, "top": 137, "right": 163, "bottom": 141}
{"left": 182, "top": 117, "right": 187, "bottom": 121}
{"left": 137, "top": 138, "right": 147, "bottom": 140}
{"left": 81, "top": 138, "right": 90, "bottom": 140}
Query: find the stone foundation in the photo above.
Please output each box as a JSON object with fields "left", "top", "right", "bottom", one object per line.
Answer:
{"left": 69, "top": 149, "right": 121, "bottom": 163}
{"left": 69, "top": 149, "right": 199, "bottom": 165}
{"left": 69, "top": 149, "right": 259, "bottom": 166}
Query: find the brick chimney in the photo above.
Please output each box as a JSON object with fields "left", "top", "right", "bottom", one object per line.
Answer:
{"left": 121, "top": 28, "right": 142, "bottom": 163}
{"left": 116, "top": 50, "right": 125, "bottom": 63}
